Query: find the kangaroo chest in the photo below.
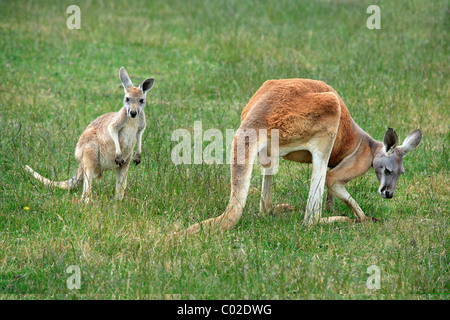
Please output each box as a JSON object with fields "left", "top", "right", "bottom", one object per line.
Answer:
{"left": 119, "top": 121, "right": 139, "bottom": 157}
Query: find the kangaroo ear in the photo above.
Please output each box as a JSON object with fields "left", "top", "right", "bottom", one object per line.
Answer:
{"left": 383, "top": 128, "right": 398, "bottom": 153}
{"left": 397, "top": 129, "right": 422, "bottom": 156}
{"left": 119, "top": 67, "right": 133, "bottom": 91}
{"left": 139, "top": 78, "right": 155, "bottom": 94}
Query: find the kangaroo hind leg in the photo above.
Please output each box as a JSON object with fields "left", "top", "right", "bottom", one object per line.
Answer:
{"left": 175, "top": 128, "right": 263, "bottom": 236}
{"left": 259, "top": 171, "right": 273, "bottom": 215}
{"left": 80, "top": 144, "right": 99, "bottom": 203}
{"left": 115, "top": 157, "right": 131, "bottom": 201}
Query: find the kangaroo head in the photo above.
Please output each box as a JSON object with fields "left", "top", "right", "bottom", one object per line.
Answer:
{"left": 372, "top": 128, "right": 422, "bottom": 199}
{"left": 119, "top": 67, "right": 154, "bottom": 118}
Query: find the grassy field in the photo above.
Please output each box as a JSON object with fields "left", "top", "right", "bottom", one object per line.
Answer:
{"left": 0, "top": 0, "right": 448, "bottom": 299}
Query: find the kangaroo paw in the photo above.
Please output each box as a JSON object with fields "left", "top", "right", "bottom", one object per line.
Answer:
{"left": 115, "top": 155, "right": 125, "bottom": 166}
{"left": 133, "top": 154, "right": 141, "bottom": 165}
{"left": 273, "top": 203, "right": 296, "bottom": 215}
{"left": 320, "top": 216, "right": 354, "bottom": 224}
{"left": 355, "top": 216, "right": 378, "bottom": 223}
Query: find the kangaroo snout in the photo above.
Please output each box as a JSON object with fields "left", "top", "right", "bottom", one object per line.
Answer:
{"left": 130, "top": 110, "right": 137, "bottom": 118}
{"left": 379, "top": 186, "right": 394, "bottom": 199}
{"left": 384, "top": 191, "right": 394, "bottom": 199}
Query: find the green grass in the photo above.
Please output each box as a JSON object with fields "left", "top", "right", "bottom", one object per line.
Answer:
{"left": 0, "top": 0, "right": 448, "bottom": 299}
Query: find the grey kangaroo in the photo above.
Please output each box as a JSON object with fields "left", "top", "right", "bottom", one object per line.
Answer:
{"left": 26, "top": 67, "right": 155, "bottom": 203}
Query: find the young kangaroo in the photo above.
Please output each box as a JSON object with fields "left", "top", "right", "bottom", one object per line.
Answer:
{"left": 25, "top": 67, "right": 155, "bottom": 203}
{"left": 176, "top": 79, "right": 422, "bottom": 236}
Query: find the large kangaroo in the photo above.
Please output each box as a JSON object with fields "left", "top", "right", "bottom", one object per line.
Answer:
{"left": 177, "top": 79, "right": 422, "bottom": 235}
{"left": 25, "top": 67, "right": 155, "bottom": 203}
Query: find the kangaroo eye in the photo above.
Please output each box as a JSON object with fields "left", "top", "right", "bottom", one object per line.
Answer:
{"left": 139, "top": 99, "right": 144, "bottom": 104}
{"left": 384, "top": 168, "right": 392, "bottom": 175}
{"left": 125, "top": 97, "right": 130, "bottom": 102}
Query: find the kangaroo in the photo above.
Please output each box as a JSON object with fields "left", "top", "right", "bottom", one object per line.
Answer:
{"left": 25, "top": 67, "right": 155, "bottom": 203}
{"left": 176, "top": 79, "right": 422, "bottom": 236}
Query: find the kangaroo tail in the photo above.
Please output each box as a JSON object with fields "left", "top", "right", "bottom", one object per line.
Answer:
{"left": 174, "top": 126, "right": 262, "bottom": 236}
{"left": 25, "top": 165, "right": 83, "bottom": 190}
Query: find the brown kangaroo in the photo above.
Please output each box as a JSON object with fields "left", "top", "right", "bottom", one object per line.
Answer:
{"left": 176, "top": 79, "right": 422, "bottom": 235}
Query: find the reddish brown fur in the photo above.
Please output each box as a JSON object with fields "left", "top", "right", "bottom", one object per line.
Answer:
{"left": 174, "top": 78, "right": 421, "bottom": 237}
{"left": 241, "top": 79, "right": 360, "bottom": 166}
